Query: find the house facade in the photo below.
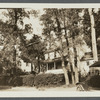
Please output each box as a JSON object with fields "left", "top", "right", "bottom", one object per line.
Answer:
{"left": 80, "top": 52, "right": 95, "bottom": 76}
{"left": 42, "top": 48, "right": 68, "bottom": 74}
{"left": 89, "top": 61, "right": 100, "bottom": 75}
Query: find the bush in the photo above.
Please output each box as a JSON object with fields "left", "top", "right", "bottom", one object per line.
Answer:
{"left": 21, "top": 74, "right": 35, "bottom": 86}
{"left": 87, "top": 75, "right": 100, "bottom": 88}
{"left": 0, "top": 74, "right": 35, "bottom": 87}
{"left": 0, "top": 75, "right": 10, "bottom": 85}
{"left": 34, "top": 73, "right": 65, "bottom": 87}
{"left": 0, "top": 74, "right": 65, "bottom": 87}
{"left": 8, "top": 76, "right": 23, "bottom": 86}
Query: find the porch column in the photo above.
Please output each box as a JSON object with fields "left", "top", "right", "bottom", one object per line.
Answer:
{"left": 47, "top": 63, "right": 48, "bottom": 71}
{"left": 54, "top": 62, "right": 56, "bottom": 69}
{"left": 48, "top": 53, "right": 50, "bottom": 59}
{"left": 40, "top": 64, "right": 41, "bottom": 72}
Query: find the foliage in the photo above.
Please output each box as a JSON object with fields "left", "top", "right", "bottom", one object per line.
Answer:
{"left": 8, "top": 76, "right": 23, "bottom": 86}
{"left": 0, "top": 8, "right": 38, "bottom": 72}
{"left": 21, "top": 74, "right": 35, "bottom": 86}
{"left": 82, "top": 9, "right": 92, "bottom": 47}
{"left": 20, "top": 34, "right": 46, "bottom": 73}
{"left": 0, "top": 74, "right": 35, "bottom": 87}
{"left": 82, "top": 8, "right": 100, "bottom": 51}
{"left": 34, "top": 73, "right": 65, "bottom": 87}
{"left": 40, "top": 8, "right": 85, "bottom": 85}
{"left": 87, "top": 75, "right": 100, "bottom": 88}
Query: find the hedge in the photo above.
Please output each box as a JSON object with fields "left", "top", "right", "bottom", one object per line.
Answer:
{"left": 21, "top": 74, "right": 35, "bottom": 86}
{"left": 0, "top": 73, "right": 65, "bottom": 87}
{"left": 34, "top": 73, "right": 65, "bottom": 87}
{"left": 87, "top": 75, "right": 100, "bottom": 88}
{"left": 0, "top": 75, "right": 10, "bottom": 86}
{"left": 8, "top": 76, "right": 23, "bottom": 86}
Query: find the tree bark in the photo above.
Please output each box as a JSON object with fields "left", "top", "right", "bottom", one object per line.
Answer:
{"left": 68, "top": 22, "right": 79, "bottom": 84}
{"left": 38, "top": 57, "right": 40, "bottom": 73}
{"left": 31, "top": 62, "right": 33, "bottom": 72}
{"left": 62, "top": 59, "right": 69, "bottom": 85}
{"left": 63, "top": 13, "right": 75, "bottom": 84}
{"left": 70, "top": 63, "right": 75, "bottom": 84}
{"left": 88, "top": 8, "right": 98, "bottom": 61}
{"left": 55, "top": 10, "right": 69, "bottom": 85}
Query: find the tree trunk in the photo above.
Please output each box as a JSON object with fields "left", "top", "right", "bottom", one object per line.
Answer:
{"left": 63, "top": 15, "right": 75, "bottom": 85}
{"left": 62, "top": 58, "right": 69, "bottom": 85}
{"left": 31, "top": 62, "right": 33, "bottom": 72}
{"left": 38, "top": 57, "right": 40, "bottom": 73}
{"left": 74, "top": 67, "right": 79, "bottom": 83}
{"left": 55, "top": 11, "right": 69, "bottom": 85}
{"left": 88, "top": 8, "right": 98, "bottom": 61}
{"left": 70, "top": 63, "right": 75, "bottom": 84}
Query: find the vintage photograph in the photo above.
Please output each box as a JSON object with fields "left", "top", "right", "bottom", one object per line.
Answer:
{"left": 0, "top": 3, "right": 100, "bottom": 97}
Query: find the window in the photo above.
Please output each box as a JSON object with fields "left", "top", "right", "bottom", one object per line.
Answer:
{"left": 48, "top": 62, "right": 54, "bottom": 70}
{"left": 56, "top": 61, "right": 62, "bottom": 69}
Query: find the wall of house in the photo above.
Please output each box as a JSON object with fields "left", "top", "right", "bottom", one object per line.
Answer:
{"left": 80, "top": 60, "right": 94, "bottom": 76}
{"left": 45, "top": 50, "right": 61, "bottom": 60}
{"left": 20, "top": 60, "right": 31, "bottom": 72}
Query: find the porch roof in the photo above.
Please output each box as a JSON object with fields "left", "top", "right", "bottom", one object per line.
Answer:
{"left": 42, "top": 57, "right": 62, "bottom": 63}
{"left": 90, "top": 61, "right": 100, "bottom": 67}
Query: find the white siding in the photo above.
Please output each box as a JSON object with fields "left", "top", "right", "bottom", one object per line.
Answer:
{"left": 49, "top": 52, "right": 54, "bottom": 59}
{"left": 20, "top": 60, "right": 31, "bottom": 72}
{"left": 45, "top": 53, "right": 48, "bottom": 60}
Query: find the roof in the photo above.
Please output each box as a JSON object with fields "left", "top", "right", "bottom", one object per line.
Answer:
{"left": 90, "top": 61, "right": 100, "bottom": 67}
{"left": 80, "top": 52, "right": 93, "bottom": 61}
{"left": 45, "top": 48, "right": 59, "bottom": 54}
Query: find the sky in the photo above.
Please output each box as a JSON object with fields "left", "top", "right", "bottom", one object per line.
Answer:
{"left": 23, "top": 8, "right": 44, "bottom": 39}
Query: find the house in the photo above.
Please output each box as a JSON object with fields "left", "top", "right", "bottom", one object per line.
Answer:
{"left": 80, "top": 52, "right": 95, "bottom": 75}
{"left": 19, "top": 59, "right": 32, "bottom": 72}
{"left": 89, "top": 61, "right": 100, "bottom": 75}
{"left": 42, "top": 48, "right": 68, "bottom": 74}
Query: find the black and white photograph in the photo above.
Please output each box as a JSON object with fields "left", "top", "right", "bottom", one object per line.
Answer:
{"left": 0, "top": 3, "right": 100, "bottom": 97}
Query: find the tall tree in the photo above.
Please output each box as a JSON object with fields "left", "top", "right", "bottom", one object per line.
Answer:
{"left": 65, "top": 9, "right": 83, "bottom": 84}
{"left": 88, "top": 8, "right": 98, "bottom": 61}
{"left": 20, "top": 34, "right": 46, "bottom": 73}
{"left": 40, "top": 8, "right": 85, "bottom": 85}
{"left": 40, "top": 8, "right": 70, "bottom": 85}
{"left": 0, "top": 8, "right": 37, "bottom": 73}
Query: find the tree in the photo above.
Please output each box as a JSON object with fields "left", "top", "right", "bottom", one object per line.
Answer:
{"left": 65, "top": 9, "right": 84, "bottom": 84}
{"left": 40, "top": 8, "right": 86, "bottom": 85}
{"left": 82, "top": 8, "right": 99, "bottom": 61}
{"left": 40, "top": 8, "right": 70, "bottom": 85}
{"left": 0, "top": 8, "right": 38, "bottom": 74}
{"left": 20, "top": 34, "right": 46, "bottom": 73}
{"left": 88, "top": 8, "right": 98, "bottom": 61}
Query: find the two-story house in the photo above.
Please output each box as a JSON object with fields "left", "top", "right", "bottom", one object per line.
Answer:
{"left": 42, "top": 47, "right": 68, "bottom": 74}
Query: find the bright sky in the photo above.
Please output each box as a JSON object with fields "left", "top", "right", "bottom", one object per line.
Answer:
{"left": 23, "top": 8, "right": 44, "bottom": 39}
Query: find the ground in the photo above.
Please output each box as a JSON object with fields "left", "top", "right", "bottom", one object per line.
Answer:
{"left": 0, "top": 86, "right": 100, "bottom": 97}
{"left": 0, "top": 85, "right": 76, "bottom": 91}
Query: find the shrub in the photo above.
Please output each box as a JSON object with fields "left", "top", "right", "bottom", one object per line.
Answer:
{"left": 0, "top": 75, "right": 10, "bottom": 85}
{"left": 0, "top": 74, "right": 35, "bottom": 87}
{"left": 8, "top": 76, "right": 23, "bottom": 86}
{"left": 21, "top": 74, "right": 35, "bottom": 86}
{"left": 34, "top": 73, "right": 65, "bottom": 87}
{"left": 87, "top": 75, "right": 100, "bottom": 88}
